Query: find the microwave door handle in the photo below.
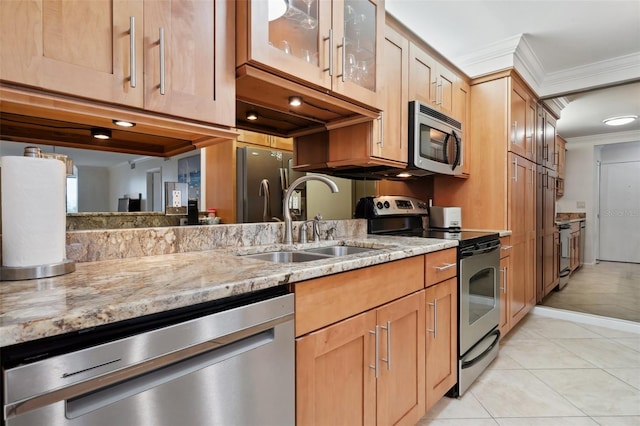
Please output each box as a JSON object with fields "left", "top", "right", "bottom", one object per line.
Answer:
{"left": 452, "top": 130, "right": 461, "bottom": 171}
{"left": 442, "top": 133, "right": 450, "bottom": 164}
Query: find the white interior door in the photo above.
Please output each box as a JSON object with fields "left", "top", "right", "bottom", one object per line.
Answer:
{"left": 599, "top": 161, "right": 640, "bottom": 263}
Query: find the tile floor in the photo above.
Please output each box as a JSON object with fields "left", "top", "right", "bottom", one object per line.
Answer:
{"left": 418, "top": 263, "right": 640, "bottom": 426}
{"left": 542, "top": 262, "right": 640, "bottom": 322}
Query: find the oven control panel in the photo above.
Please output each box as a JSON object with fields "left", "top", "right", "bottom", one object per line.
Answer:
{"left": 370, "top": 196, "right": 429, "bottom": 216}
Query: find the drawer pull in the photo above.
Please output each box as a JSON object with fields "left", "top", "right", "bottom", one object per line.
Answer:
{"left": 501, "top": 245, "right": 513, "bottom": 250}
{"left": 129, "top": 16, "right": 136, "bottom": 88}
{"left": 435, "top": 263, "right": 456, "bottom": 272}
{"left": 159, "top": 27, "right": 166, "bottom": 95}
{"left": 369, "top": 327, "right": 379, "bottom": 378}
{"left": 380, "top": 321, "right": 391, "bottom": 370}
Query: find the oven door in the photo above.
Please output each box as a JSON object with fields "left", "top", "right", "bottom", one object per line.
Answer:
{"left": 459, "top": 246, "right": 500, "bottom": 355}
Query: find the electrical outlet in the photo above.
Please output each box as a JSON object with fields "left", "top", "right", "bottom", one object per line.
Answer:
{"left": 577, "top": 201, "right": 586, "bottom": 209}
{"left": 172, "top": 190, "right": 182, "bottom": 207}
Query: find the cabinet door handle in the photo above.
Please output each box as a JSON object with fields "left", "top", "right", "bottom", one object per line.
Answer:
{"left": 530, "top": 166, "right": 534, "bottom": 185}
{"left": 378, "top": 112, "right": 384, "bottom": 147}
{"left": 435, "top": 263, "right": 456, "bottom": 272}
{"left": 380, "top": 321, "right": 391, "bottom": 370}
{"left": 159, "top": 28, "right": 166, "bottom": 95}
{"left": 544, "top": 144, "right": 549, "bottom": 161}
{"left": 436, "top": 80, "right": 443, "bottom": 105}
{"left": 427, "top": 299, "right": 438, "bottom": 339}
{"left": 500, "top": 267, "right": 507, "bottom": 293}
{"left": 431, "top": 80, "right": 437, "bottom": 104}
{"left": 129, "top": 16, "right": 136, "bottom": 88}
{"left": 323, "top": 29, "right": 333, "bottom": 76}
{"left": 511, "top": 121, "right": 517, "bottom": 144}
{"left": 340, "top": 37, "right": 346, "bottom": 82}
{"left": 501, "top": 245, "right": 513, "bottom": 251}
{"left": 369, "top": 326, "right": 379, "bottom": 379}
{"left": 554, "top": 151, "right": 559, "bottom": 166}
{"left": 512, "top": 157, "right": 518, "bottom": 181}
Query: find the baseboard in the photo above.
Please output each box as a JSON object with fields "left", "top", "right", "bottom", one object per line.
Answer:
{"left": 531, "top": 306, "right": 640, "bottom": 334}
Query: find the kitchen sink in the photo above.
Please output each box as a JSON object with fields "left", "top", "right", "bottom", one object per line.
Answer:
{"left": 303, "top": 246, "right": 379, "bottom": 256}
{"left": 242, "top": 251, "right": 332, "bottom": 263}
{"left": 240, "top": 245, "right": 381, "bottom": 263}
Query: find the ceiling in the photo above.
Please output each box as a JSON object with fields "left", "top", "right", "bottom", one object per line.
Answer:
{"left": 386, "top": 0, "right": 640, "bottom": 140}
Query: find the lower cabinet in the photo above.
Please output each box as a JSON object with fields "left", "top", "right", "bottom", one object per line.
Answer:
{"left": 425, "top": 277, "right": 458, "bottom": 411}
{"left": 296, "top": 291, "right": 426, "bottom": 426}
{"left": 499, "top": 247, "right": 513, "bottom": 337}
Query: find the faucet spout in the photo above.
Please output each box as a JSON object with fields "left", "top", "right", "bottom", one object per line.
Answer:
{"left": 283, "top": 175, "right": 339, "bottom": 244}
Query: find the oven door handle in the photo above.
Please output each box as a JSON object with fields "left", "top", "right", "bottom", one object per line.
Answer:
{"left": 461, "top": 329, "right": 500, "bottom": 370}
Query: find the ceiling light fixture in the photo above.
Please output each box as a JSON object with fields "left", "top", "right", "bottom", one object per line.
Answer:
{"left": 268, "top": 0, "right": 288, "bottom": 21}
{"left": 396, "top": 172, "right": 412, "bottom": 178}
{"left": 112, "top": 119, "right": 136, "bottom": 128}
{"left": 91, "top": 128, "right": 112, "bottom": 139}
{"left": 603, "top": 115, "right": 638, "bottom": 126}
{"left": 288, "top": 96, "right": 303, "bottom": 107}
{"left": 246, "top": 110, "right": 259, "bottom": 121}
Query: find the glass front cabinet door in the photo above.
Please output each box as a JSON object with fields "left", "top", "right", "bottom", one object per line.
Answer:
{"left": 238, "top": 0, "right": 383, "bottom": 109}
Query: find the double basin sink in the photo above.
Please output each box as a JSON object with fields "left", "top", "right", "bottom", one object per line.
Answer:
{"left": 242, "top": 245, "right": 379, "bottom": 263}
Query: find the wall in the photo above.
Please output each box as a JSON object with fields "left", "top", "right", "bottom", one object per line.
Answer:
{"left": 306, "top": 175, "right": 354, "bottom": 220}
{"left": 77, "top": 166, "right": 109, "bottom": 212}
{"left": 558, "top": 130, "right": 640, "bottom": 264}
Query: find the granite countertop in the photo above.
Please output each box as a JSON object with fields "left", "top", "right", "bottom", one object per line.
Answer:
{"left": 464, "top": 229, "right": 512, "bottom": 237}
{"left": 0, "top": 236, "right": 457, "bottom": 347}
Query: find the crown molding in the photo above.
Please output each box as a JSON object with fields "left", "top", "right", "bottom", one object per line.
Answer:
{"left": 541, "top": 97, "right": 570, "bottom": 118}
{"left": 566, "top": 130, "right": 640, "bottom": 147}
{"left": 454, "top": 36, "right": 640, "bottom": 98}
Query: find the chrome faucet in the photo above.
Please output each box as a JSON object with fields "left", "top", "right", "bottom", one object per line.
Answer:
{"left": 283, "top": 176, "right": 339, "bottom": 244}
{"left": 299, "top": 214, "right": 323, "bottom": 243}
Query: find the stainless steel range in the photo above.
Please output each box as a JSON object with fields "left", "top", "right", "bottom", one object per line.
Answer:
{"left": 355, "top": 195, "right": 501, "bottom": 396}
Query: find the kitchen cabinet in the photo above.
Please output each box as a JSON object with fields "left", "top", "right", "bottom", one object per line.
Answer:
{"left": 408, "top": 42, "right": 456, "bottom": 118}
{"left": 142, "top": 0, "right": 235, "bottom": 125}
{"left": 237, "top": 0, "right": 384, "bottom": 109}
{"left": 509, "top": 79, "right": 537, "bottom": 161}
{"left": 499, "top": 237, "right": 513, "bottom": 337}
{"left": 425, "top": 276, "right": 457, "bottom": 411}
{"left": 542, "top": 168, "right": 559, "bottom": 298}
{"left": 237, "top": 129, "right": 293, "bottom": 151}
{"left": 556, "top": 135, "right": 566, "bottom": 179}
{"left": 433, "top": 71, "right": 536, "bottom": 338}
{"left": 0, "top": 0, "right": 234, "bottom": 126}
{"left": 295, "top": 257, "right": 426, "bottom": 426}
{"left": 537, "top": 105, "right": 558, "bottom": 171}
{"left": 0, "top": 0, "right": 144, "bottom": 107}
{"left": 570, "top": 221, "right": 580, "bottom": 272}
{"left": 454, "top": 78, "right": 471, "bottom": 176}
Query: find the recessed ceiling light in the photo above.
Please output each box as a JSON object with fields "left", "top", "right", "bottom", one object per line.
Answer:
{"left": 112, "top": 119, "right": 136, "bottom": 127}
{"left": 246, "top": 110, "right": 259, "bottom": 121}
{"left": 603, "top": 115, "right": 638, "bottom": 126}
{"left": 91, "top": 128, "right": 112, "bottom": 139}
{"left": 396, "top": 172, "right": 412, "bottom": 178}
{"left": 288, "top": 96, "right": 303, "bottom": 107}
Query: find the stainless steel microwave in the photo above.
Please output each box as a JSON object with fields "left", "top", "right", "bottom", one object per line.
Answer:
{"left": 407, "top": 100, "right": 463, "bottom": 176}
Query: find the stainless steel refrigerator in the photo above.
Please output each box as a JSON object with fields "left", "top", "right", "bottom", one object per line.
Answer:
{"left": 236, "top": 146, "right": 305, "bottom": 223}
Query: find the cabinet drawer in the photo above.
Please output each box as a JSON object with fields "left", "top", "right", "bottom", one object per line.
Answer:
{"left": 425, "top": 248, "right": 457, "bottom": 287}
{"left": 294, "top": 256, "right": 424, "bottom": 337}
{"left": 500, "top": 236, "right": 512, "bottom": 259}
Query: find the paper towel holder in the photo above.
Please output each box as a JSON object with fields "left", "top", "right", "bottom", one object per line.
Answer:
{"left": 0, "top": 259, "right": 76, "bottom": 281}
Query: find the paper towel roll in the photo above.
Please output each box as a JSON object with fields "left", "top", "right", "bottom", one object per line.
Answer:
{"left": 1, "top": 156, "right": 67, "bottom": 267}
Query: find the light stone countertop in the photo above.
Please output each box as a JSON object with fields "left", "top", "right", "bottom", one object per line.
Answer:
{"left": 464, "top": 229, "right": 512, "bottom": 237}
{"left": 0, "top": 236, "right": 457, "bottom": 347}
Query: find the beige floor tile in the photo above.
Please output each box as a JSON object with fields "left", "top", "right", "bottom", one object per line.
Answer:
{"left": 532, "top": 369, "right": 640, "bottom": 416}
{"left": 495, "top": 417, "right": 599, "bottom": 425}
{"left": 517, "top": 317, "right": 603, "bottom": 339}
{"left": 488, "top": 351, "right": 525, "bottom": 370}
{"left": 422, "top": 392, "right": 492, "bottom": 419}
{"left": 417, "top": 419, "right": 499, "bottom": 426}
{"left": 468, "top": 369, "right": 584, "bottom": 417}
{"left": 499, "top": 339, "right": 597, "bottom": 369}
{"left": 587, "top": 326, "right": 640, "bottom": 339}
{"left": 604, "top": 368, "right": 640, "bottom": 390}
{"left": 612, "top": 337, "right": 640, "bottom": 352}
{"left": 590, "top": 416, "right": 640, "bottom": 425}
{"left": 553, "top": 338, "right": 640, "bottom": 368}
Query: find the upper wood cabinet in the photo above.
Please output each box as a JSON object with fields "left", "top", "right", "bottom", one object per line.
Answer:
{"left": 510, "top": 79, "right": 536, "bottom": 161}
{"left": 237, "top": 0, "right": 384, "bottom": 109}
{"left": 408, "top": 43, "right": 456, "bottom": 118}
{"left": 537, "top": 105, "right": 558, "bottom": 170}
{"left": 142, "top": 0, "right": 235, "bottom": 125}
{"left": 0, "top": 0, "right": 235, "bottom": 126}
{"left": 556, "top": 135, "right": 567, "bottom": 179}
{"left": 0, "top": 0, "right": 144, "bottom": 107}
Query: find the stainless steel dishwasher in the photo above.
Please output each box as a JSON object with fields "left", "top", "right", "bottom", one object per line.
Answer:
{"left": 2, "top": 288, "right": 294, "bottom": 426}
